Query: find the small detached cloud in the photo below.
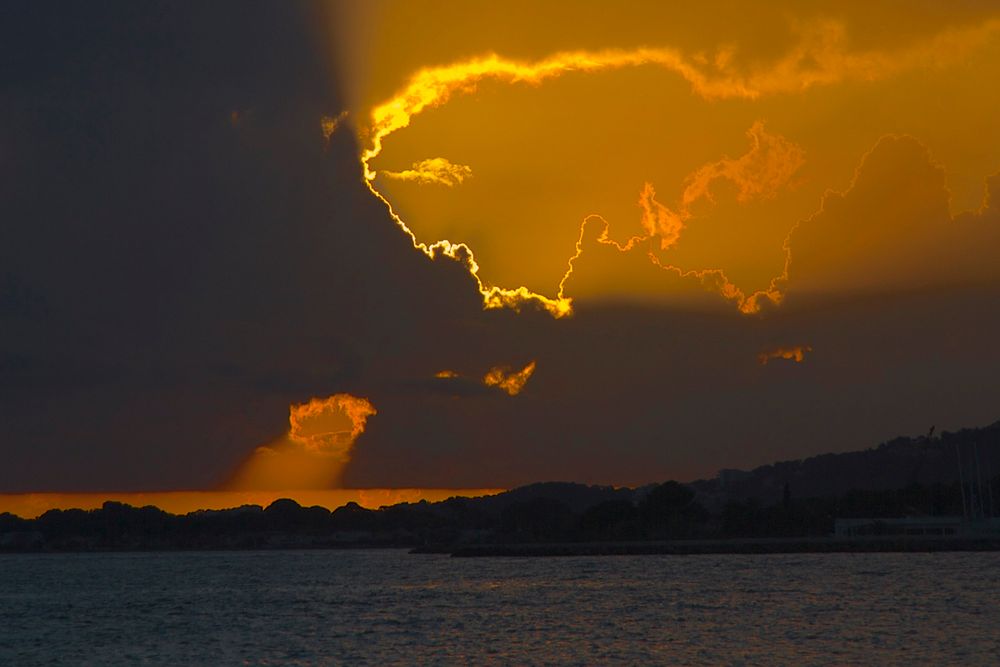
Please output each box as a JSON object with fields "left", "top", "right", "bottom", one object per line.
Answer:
{"left": 382, "top": 157, "right": 473, "bottom": 186}
{"left": 758, "top": 345, "right": 812, "bottom": 365}
{"left": 321, "top": 111, "right": 349, "bottom": 141}
{"left": 483, "top": 360, "right": 537, "bottom": 396}
{"left": 423, "top": 362, "right": 538, "bottom": 397}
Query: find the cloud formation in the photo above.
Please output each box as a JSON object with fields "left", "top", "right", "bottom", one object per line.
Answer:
{"left": 431, "top": 364, "right": 539, "bottom": 397}
{"left": 679, "top": 121, "right": 805, "bottom": 211}
{"left": 383, "top": 157, "right": 473, "bottom": 186}
{"left": 557, "top": 122, "right": 802, "bottom": 314}
{"left": 483, "top": 361, "right": 537, "bottom": 396}
{"left": 7, "top": 3, "right": 1000, "bottom": 498}
{"left": 286, "top": 394, "right": 376, "bottom": 459}
{"left": 228, "top": 394, "right": 376, "bottom": 490}
{"left": 321, "top": 111, "right": 349, "bottom": 141}
{"left": 362, "top": 18, "right": 1000, "bottom": 317}
{"left": 758, "top": 346, "right": 812, "bottom": 365}
{"left": 788, "top": 136, "right": 1000, "bottom": 295}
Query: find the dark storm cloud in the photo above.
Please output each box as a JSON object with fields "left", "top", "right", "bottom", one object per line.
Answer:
{"left": 0, "top": 2, "right": 487, "bottom": 491}
{"left": 787, "top": 136, "right": 1000, "bottom": 295}
{"left": 339, "top": 131, "right": 1000, "bottom": 487}
{"left": 398, "top": 376, "right": 495, "bottom": 399}
{"left": 346, "top": 287, "right": 1000, "bottom": 488}
{"left": 4, "top": 3, "right": 1000, "bottom": 494}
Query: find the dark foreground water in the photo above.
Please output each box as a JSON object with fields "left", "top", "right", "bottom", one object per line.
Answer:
{"left": 2, "top": 550, "right": 998, "bottom": 665}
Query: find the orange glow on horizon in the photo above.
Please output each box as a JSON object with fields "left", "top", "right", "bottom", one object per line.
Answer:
{"left": 0, "top": 489, "right": 504, "bottom": 520}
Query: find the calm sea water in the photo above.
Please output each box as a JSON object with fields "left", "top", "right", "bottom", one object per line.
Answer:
{"left": 1, "top": 550, "right": 998, "bottom": 665}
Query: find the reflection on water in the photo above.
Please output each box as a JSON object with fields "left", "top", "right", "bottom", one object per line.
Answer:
{"left": 1, "top": 550, "right": 998, "bottom": 665}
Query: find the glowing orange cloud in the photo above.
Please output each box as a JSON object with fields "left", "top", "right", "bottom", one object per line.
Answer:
{"left": 286, "top": 394, "right": 376, "bottom": 460}
{"left": 679, "top": 121, "right": 805, "bottom": 212}
{"left": 483, "top": 361, "right": 537, "bottom": 396}
{"left": 383, "top": 157, "right": 473, "bottom": 186}
{"left": 638, "top": 182, "right": 685, "bottom": 251}
{"left": 557, "top": 122, "right": 801, "bottom": 314}
{"left": 758, "top": 346, "right": 813, "bottom": 365}
{"left": 435, "top": 369, "right": 459, "bottom": 379}
{"left": 359, "top": 18, "right": 1000, "bottom": 318}
{"left": 363, "top": 19, "right": 1000, "bottom": 173}
{"left": 227, "top": 394, "right": 376, "bottom": 490}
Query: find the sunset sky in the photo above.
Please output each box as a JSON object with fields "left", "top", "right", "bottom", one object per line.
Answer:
{"left": 3, "top": 2, "right": 1000, "bottom": 512}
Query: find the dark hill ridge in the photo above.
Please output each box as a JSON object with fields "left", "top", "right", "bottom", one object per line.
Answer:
{"left": 473, "top": 481, "right": 634, "bottom": 514}
{"left": 2, "top": 419, "right": 998, "bottom": 551}
{"left": 690, "top": 420, "right": 1000, "bottom": 510}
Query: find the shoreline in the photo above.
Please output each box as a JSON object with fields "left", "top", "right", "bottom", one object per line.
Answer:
{"left": 3, "top": 535, "right": 1000, "bottom": 556}
{"left": 438, "top": 536, "right": 1000, "bottom": 557}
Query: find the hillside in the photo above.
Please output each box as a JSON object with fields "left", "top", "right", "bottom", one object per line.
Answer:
{"left": 689, "top": 420, "right": 1000, "bottom": 509}
{"left": 3, "top": 419, "right": 999, "bottom": 551}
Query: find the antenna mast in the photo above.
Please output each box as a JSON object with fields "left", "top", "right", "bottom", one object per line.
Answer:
{"left": 974, "top": 442, "right": 986, "bottom": 519}
{"left": 957, "top": 442, "right": 968, "bottom": 521}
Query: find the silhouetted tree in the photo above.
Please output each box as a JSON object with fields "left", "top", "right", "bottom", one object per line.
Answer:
{"left": 639, "top": 481, "right": 708, "bottom": 539}
{"left": 499, "top": 498, "right": 576, "bottom": 542}
{"left": 577, "top": 500, "right": 640, "bottom": 541}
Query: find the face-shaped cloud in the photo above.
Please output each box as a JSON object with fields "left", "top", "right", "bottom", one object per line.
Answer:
{"left": 355, "top": 12, "right": 1000, "bottom": 318}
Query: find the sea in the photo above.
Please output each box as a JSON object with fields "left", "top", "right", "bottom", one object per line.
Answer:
{"left": 1, "top": 550, "right": 998, "bottom": 665}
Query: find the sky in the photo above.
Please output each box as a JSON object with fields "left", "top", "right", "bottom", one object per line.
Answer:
{"left": 3, "top": 2, "right": 1000, "bottom": 504}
